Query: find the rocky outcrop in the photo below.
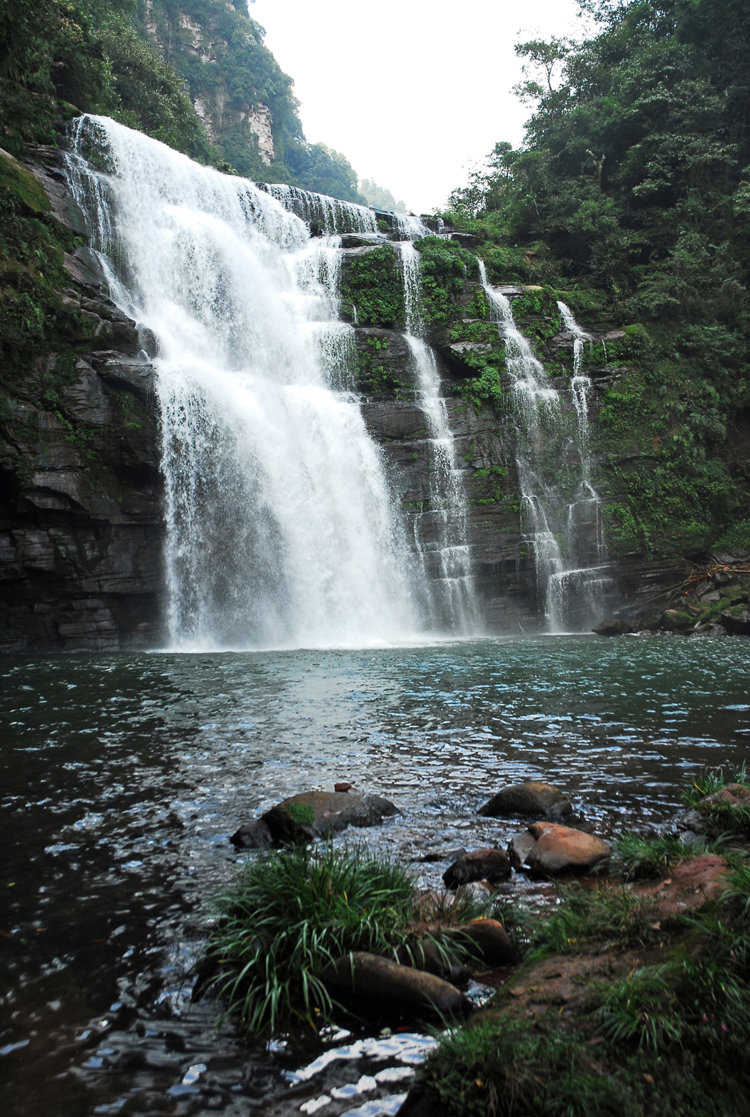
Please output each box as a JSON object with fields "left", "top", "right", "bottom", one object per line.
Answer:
{"left": 442, "top": 848, "right": 512, "bottom": 889}
{"left": 0, "top": 148, "right": 164, "bottom": 651}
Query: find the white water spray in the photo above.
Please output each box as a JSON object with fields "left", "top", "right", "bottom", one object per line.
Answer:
{"left": 65, "top": 116, "right": 425, "bottom": 649}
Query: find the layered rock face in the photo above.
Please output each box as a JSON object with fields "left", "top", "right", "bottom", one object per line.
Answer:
{"left": 0, "top": 150, "right": 164, "bottom": 651}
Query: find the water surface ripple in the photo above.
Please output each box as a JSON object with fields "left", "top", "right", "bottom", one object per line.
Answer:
{"left": 1, "top": 636, "right": 749, "bottom": 1114}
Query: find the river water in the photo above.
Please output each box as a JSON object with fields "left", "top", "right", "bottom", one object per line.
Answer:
{"left": 2, "top": 635, "right": 749, "bottom": 1115}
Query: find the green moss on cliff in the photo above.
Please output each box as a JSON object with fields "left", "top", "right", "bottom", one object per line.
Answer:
{"left": 340, "top": 247, "right": 404, "bottom": 329}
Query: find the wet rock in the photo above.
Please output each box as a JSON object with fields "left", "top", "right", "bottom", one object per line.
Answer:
{"left": 720, "top": 608, "right": 750, "bottom": 635}
{"left": 442, "top": 848, "right": 511, "bottom": 889}
{"left": 229, "top": 818, "right": 273, "bottom": 849}
{"left": 394, "top": 940, "right": 469, "bottom": 985}
{"left": 320, "top": 952, "right": 471, "bottom": 1022}
{"left": 513, "top": 822, "right": 611, "bottom": 876}
{"left": 416, "top": 847, "right": 467, "bottom": 864}
{"left": 508, "top": 830, "right": 536, "bottom": 869}
{"left": 702, "top": 783, "right": 750, "bottom": 808}
{"left": 592, "top": 616, "right": 633, "bottom": 636}
{"left": 244, "top": 790, "right": 398, "bottom": 845}
{"left": 479, "top": 781, "right": 572, "bottom": 822}
{"left": 442, "top": 918, "right": 518, "bottom": 964}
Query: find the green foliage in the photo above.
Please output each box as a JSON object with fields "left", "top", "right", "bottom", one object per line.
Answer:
{"left": 415, "top": 237, "right": 479, "bottom": 324}
{"left": 358, "top": 177, "right": 408, "bottom": 213}
{"left": 684, "top": 764, "right": 750, "bottom": 807}
{"left": 530, "top": 882, "right": 662, "bottom": 957}
{"left": 202, "top": 844, "right": 421, "bottom": 1036}
{"left": 596, "top": 963, "right": 685, "bottom": 1051}
{"left": 443, "top": 0, "right": 750, "bottom": 558}
{"left": 339, "top": 247, "right": 404, "bottom": 328}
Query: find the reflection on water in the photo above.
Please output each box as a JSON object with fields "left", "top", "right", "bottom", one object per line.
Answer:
{"left": 1, "top": 636, "right": 749, "bottom": 1114}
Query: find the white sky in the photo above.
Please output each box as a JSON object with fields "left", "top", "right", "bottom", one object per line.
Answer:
{"left": 250, "top": 0, "right": 585, "bottom": 214}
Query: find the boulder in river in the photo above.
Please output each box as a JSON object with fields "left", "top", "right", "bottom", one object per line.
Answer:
{"left": 231, "top": 790, "right": 398, "bottom": 847}
{"left": 442, "top": 918, "right": 518, "bottom": 965}
{"left": 320, "top": 951, "right": 471, "bottom": 1022}
{"left": 479, "top": 781, "right": 573, "bottom": 822}
{"left": 442, "top": 848, "right": 512, "bottom": 889}
{"left": 511, "top": 821, "right": 611, "bottom": 876}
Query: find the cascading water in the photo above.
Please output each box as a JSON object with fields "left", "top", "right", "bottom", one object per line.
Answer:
{"left": 64, "top": 115, "right": 426, "bottom": 649}
{"left": 479, "top": 265, "right": 610, "bottom": 631}
{"left": 261, "top": 182, "right": 378, "bottom": 235}
{"left": 398, "top": 242, "right": 479, "bottom": 631}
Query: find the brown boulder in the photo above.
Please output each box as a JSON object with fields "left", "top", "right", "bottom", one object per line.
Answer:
{"left": 320, "top": 952, "right": 471, "bottom": 1022}
{"left": 443, "top": 918, "right": 518, "bottom": 965}
{"left": 516, "top": 822, "right": 610, "bottom": 876}
{"left": 479, "top": 781, "right": 572, "bottom": 821}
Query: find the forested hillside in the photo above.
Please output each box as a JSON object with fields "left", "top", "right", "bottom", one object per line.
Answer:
{"left": 0, "top": 0, "right": 363, "bottom": 199}
{"left": 446, "top": 0, "right": 750, "bottom": 558}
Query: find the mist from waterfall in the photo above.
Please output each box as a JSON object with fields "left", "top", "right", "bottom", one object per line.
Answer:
{"left": 65, "top": 116, "right": 429, "bottom": 650}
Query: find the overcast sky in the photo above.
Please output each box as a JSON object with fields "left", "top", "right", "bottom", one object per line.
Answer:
{"left": 250, "top": 0, "right": 586, "bottom": 213}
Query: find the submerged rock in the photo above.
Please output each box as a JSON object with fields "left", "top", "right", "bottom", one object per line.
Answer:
{"left": 231, "top": 790, "right": 398, "bottom": 847}
{"left": 479, "top": 781, "right": 573, "bottom": 822}
{"left": 511, "top": 822, "right": 611, "bottom": 876}
{"left": 320, "top": 952, "right": 471, "bottom": 1022}
{"left": 442, "top": 848, "right": 511, "bottom": 889}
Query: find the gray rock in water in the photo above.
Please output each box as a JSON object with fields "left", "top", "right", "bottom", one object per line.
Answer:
{"left": 479, "top": 780, "right": 572, "bottom": 821}
{"left": 320, "top": 952, "right": 471, "bottom": 1022}
{"left": 233, "top": 790, "right": 398, "bottom": 846}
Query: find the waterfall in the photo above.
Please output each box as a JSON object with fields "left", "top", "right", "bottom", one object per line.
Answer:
{"left": 480, "top": 266, "right": 610, "bottom": 631}
{"left": 261, "top": 183, "right": 378, "bottom": 235}
{"left": 398, "top": 243, "right": 479, "bottom": 632}
{"left": 64, "top": 115, "right": 427, "bottom": 649}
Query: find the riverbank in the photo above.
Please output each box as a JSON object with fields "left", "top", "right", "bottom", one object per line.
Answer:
{"left": 398, "top": 776, "right": 750, "bottom": 1116}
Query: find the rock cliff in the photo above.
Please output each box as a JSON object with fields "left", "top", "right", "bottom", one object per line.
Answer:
{"left": 0, "top": 147, "right": 164, "bottom": 651}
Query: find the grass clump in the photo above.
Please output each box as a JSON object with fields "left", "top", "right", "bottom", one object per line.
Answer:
{"left": 203, "top": 844, "right": 426, "bottom": 1036}
{"left": 683, "top": 763, "right": 750, "bottom": 807}
{"left": 530, "top": 883, "right": 661, "bottom": 956}
{"left": 614, "top": 832, "right": 709, "bottom": 881}
{"left": 421, "top": 1019, "right": 632, "bottom": 1117}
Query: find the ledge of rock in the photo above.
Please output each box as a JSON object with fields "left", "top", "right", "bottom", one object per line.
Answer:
{"left": 479, "top": 781, "right": 573, "bottom": 822}
{"left": 442, "top": 848, "right": 512, "bottom": 889}
{"left": 511, "top": 822, "right": 611, "bottom": 876}
{"left": 320, "top": 951, "right": 471, "bottom": 1023}
{"left": 231, "top": 789, "right": 398, "bottom": 847}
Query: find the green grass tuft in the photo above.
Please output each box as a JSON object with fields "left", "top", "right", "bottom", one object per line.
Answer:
{"left": 201, "top": 844, "right": 450, "bottom": 1036}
